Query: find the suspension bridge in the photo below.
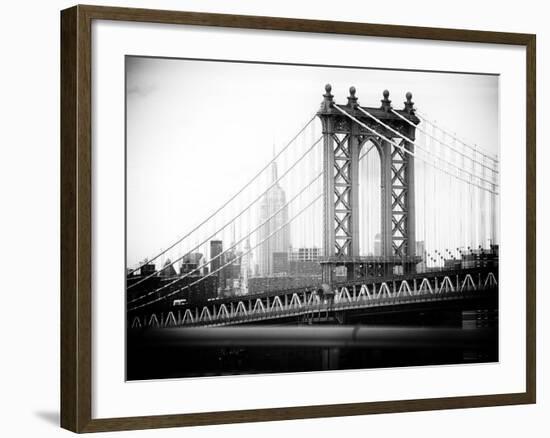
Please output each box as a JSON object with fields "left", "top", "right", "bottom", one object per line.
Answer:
{"left": 126, "top": 85, "right": 499, "bottom": 330}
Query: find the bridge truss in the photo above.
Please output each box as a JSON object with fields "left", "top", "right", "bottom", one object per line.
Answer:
{"left": 130, "top": 267, "right": 498, "bottom": 329}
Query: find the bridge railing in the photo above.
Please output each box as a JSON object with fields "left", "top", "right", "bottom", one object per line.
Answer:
{"left": 129, "top": 269, "right": 498, "bottom": 329}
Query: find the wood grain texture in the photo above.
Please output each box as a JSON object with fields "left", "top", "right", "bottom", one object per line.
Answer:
{"left": 79, "top": 4, "right": 534, "bottom": 44}
{"left": 60, "top": 5, "right": 78, "bottom": 432}
{"left": 525, "top": 34, "right": 536, "bottom": 404}
{"left": 60, "top": 4, "right": 537, "bottom": 433}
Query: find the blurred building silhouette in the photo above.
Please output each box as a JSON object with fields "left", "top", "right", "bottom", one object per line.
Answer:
{"left": 289, "top": 246, "right": 321, "bottom": 276}
{"left": 257, "top": 160, "right": 290, "bottom": 276}
{"left": 160, "top": 258, "right": 178, "bottom": 278}
{"left": 180, "top": 253, "right": 203, "bottom": 275}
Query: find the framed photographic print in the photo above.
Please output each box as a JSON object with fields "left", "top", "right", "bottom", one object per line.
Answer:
{"left": 60, "top": 4, "right": 536, "bottom": 433}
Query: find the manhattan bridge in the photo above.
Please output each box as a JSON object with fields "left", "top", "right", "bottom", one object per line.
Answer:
{"left": 126, "top": 85, "right": 499, "bottom": 334}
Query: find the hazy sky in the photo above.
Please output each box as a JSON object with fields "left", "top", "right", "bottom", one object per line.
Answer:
{"left": 126, "top": 56, "right": 499, "bottom": 267}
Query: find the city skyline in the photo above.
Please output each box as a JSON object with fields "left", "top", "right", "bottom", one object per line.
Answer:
{"left": 126, "top": 56, "right": 499, "bottom": 269}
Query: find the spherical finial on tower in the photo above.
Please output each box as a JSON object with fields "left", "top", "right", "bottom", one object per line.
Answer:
{"left": 347, "top": 86, "right": 358, "bottom": 108}
{"left": 404, "top": 91, "right": 415, "bottom": 114}
{"left": 321, "top": 83, "right": 334, "bottom": 112}
{"left": 381, "top": 89, "right": 392, "bottom": 111}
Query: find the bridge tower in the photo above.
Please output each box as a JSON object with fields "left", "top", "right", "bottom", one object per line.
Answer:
{"left": 317, "top": 85, "right": 421, "bottom": 285}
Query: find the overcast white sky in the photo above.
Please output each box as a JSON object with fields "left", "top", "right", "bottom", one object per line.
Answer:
{"left": 126, "top": 56, "right": 499, "bottom": 267}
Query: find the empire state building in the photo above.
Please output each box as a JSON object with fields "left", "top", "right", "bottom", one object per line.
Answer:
{"left": 258, "top": 160, "right": 290, "bottom": 276}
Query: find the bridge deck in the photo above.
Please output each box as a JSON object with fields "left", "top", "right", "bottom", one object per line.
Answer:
{"left": 129, "top": 268, "right": 498, "bottom": 329}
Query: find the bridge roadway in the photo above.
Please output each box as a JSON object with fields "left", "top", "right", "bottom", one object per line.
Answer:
{"left": 129, "top": 266, "right": 498, "bottom": 329}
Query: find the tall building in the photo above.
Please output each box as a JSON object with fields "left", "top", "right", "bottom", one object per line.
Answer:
{"left": 180, "top": 253, "right": 202, "bottom": 275}
{"left": 257, "top": 160, "right": 290, "bottom": 276}
{"left": 239, "top": 238, "right": 252, "bottom": 295}
{"left": 415, "top": 240, "right": 426, "bottom": 271}
{"left": 209, "top": 241, "right": 223, "bottom": 272}
{"left": 222, "top": 247, "right": 242, "bottom": 294}
{"left": 374, "top": 233, "right": 382, "bottom": 256}
{"left": 210, "top": 240, "right": 223, "bottom": 292}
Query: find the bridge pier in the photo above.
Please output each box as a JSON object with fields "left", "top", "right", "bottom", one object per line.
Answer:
{"left": 318, "top": 85, "right": 420, "bottom": 289}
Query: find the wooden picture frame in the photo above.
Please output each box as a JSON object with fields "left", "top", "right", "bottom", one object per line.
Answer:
{"left": 60, "top": 4, "right": 536, "bottom": 433}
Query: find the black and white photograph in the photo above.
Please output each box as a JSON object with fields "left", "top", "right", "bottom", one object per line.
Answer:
{"left": 1, "top": 0, "right": 544, "bottom": 435}
{"left": 125, "top": 56, "right": 500, "bottom": 381}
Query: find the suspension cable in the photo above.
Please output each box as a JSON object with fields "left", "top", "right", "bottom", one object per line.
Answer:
{"left": 356, "top": 106, "right": 498, "bottom": 187}
{"left": 391, "top": 109, "right": 498, "bottom": 174}
{"left": 128, "top": 135, "right": 323, "bottom": 289}
{"left": 332, "top": 105, "right": 498, "bottom": 195}
{"left": 128, "top": 113, "right": 317, "bottom": 275}
{"left": 415, "top": 108, "right": 499, "bottom": 164}
{"left": 128, "top": 192, "right": 323, "bottom": 311}
{"left": 128, "top": 171, "right": 324, "bottom": 304}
